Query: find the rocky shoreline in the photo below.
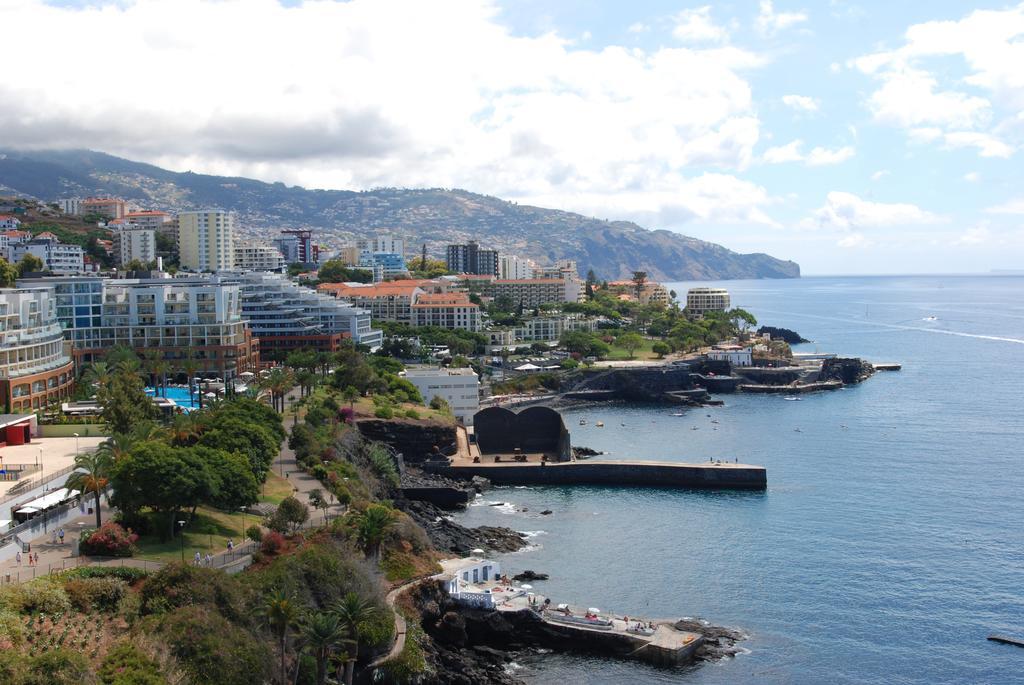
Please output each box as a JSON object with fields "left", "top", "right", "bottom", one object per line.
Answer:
{"left": 406, "top": 580, "right": 748, "bottom": 685}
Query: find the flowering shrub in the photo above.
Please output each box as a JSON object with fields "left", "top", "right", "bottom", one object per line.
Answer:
{"left": 64, "top": 577, "right": 127, "bottom": 612}
{"left": 338, "top": 406, "right": 354, "bottom": 423}
{"left": 80, "top": 522, "right": 139, "bottom": 558}
{"left": 260, "top": 531, "right": 286, "bottom": 555}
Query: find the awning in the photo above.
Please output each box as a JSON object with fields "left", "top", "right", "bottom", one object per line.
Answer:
{"left": 14, "top": 507, "right": 39, "bottom": 514}
{"left": 19, "top": 487, "right": 80, "bottom": 511}
{"left": 515, "top": 363, "right": 541, "bottom": 371}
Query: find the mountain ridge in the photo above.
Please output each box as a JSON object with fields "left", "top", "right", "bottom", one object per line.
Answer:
{"left": 0, "top": 149, "right": 799, "bottom": 281}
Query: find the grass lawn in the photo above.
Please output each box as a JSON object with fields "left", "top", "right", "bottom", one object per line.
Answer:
{"left": 133, "top": 472, "right": 297, "bottom": 562}
{"left": 605, "top": 338, "right": 665, "bottom": 361}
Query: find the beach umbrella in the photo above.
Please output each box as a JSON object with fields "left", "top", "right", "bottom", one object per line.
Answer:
{"left": 588, "top": 607, "right": 601, "bottom": 614}
{"left": 471, "top": 548, "right": 484, "bottom": 555}
{"left": 520, "top": 584, "right": 532, "bottom": 590}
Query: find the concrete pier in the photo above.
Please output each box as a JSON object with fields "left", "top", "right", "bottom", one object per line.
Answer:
{"left": 431, "top": 459, "right": 767, "bottom": 490}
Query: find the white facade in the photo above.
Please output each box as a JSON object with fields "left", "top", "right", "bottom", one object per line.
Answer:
{"left": 439, "top": 557, "right": 503, "bottom": 608}
{"left": 8, "top": 239, "right": 85, "bottom": 274}
{"left": 114, "top": 225, "right": 156, "bottom": 266}
{"left": 707, "top": 345, "right": 752, "bottom": 366}
{"left": 178, "top": 210, "right": 235, "bottom": 272}
{"left": 356, "top": 235, "right": 404, "bottom": 261}
{"left": 0, "top": 216, "right": 21, "bottom": 230}
{"left": 234, "top": 243, "right": 286, "bottom": 272}
{"left": 404, "top": 367, "right": 480, "bottom": 424}
{"left": 498, "top": 254, "right": 536, "bottom": 280}
{"left": 686, "top": 288, "right": 731, "bottom": 317}
{"left": 57, "top": 198, "right": 82, "bottom": 215}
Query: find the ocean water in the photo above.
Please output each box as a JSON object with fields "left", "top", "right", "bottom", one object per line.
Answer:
{"left": 454, "top": 275, "right": 1024, "bottom": 685}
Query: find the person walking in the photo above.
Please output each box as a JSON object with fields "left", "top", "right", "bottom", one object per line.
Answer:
{"left": 204, "top": 553, "right": 213, "bottom": 567}
{"left": 15, "top": 551, "right": 21, "bottom": 565}
{"left": 33, "top": 552, "right": 39, "bottom": 566}
{"left": 58, "top": 528, "right": 65, "bottom": 545}
{"left": 194, "top": 551, "right": 201, "bottom": 566}
{"left": 227, "top": 539, "right": 234, "bottom": 552}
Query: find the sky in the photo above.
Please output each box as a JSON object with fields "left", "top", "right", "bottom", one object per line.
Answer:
{"left": 2, "top": 0, "right": 1024, "bottom": 274}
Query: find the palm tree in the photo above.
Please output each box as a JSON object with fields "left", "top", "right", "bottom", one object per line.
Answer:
{"left": 81, "top": 362, "right": 111, "bottom": 395}
{"left": 180, "top": 351, "right": 200, "bottom": 409}
{"left": 299, "top": 611, "right": 350, "bottom": 685}
{"left": 168, "top": 412, "right": 204, "bottom": 446}
{"left": 264, "top": 367, "right": 295, "bottom": 413}
{"left": 331, "top": 592, "right": 379, "bottom": 685}
{"left": 350, "top": 504, "right": 396, "bottom": 561}
{"left": 261, "top": 589, "right": 301, "bottom": 685}
{"left": 64, "top": 448, "right": 113, "bottom": 528}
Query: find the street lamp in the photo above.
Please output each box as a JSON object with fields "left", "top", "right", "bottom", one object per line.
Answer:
{"left": 73, "top": 433, "right": 80, "bottom": 458}
{"left": 178, "top": 520, "right": 187, "bottom": 563}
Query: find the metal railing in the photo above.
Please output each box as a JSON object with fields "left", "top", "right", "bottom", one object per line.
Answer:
{"left": 0, "top": 464, "right": 81, "bottom": 507}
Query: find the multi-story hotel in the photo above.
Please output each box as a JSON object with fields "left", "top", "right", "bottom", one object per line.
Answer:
{"left": 467, "top": 276, "right": 582, "bottom": 309}
{"left": 178, "top": 210, "right": 235, "bottom": 272}
{"left": 605, "top": 280, "right": 671, "bottom": 306}
{"left": 234, "top": 243, "right": 286, "bottom": 272}
{"left": 686, "top": 287, "right": 731, "bottom": 317}
{"left": 20, "top": 274, "right": 258, "bottom": 380}
{"left": 113, "top": 225, "right": 156, "bottom": 266}
{"left": 412, "top": 292, "right": 481, "bottom": 331}
{"left": 403, "top": 367, "right": 480, "bottom": 425}
{"left": 498, "top": 254, "right": 536, "bottom": 280}
{"left": 486, "top": 314, "right": 598, "bottom": 350}
{"left": 319, "top": 281, "right": 426, "bottom": 325}
{"left": 222, "top": 272, "right": 382, "bottom": 354}
{"left": 122, "top": 210, "right": 172, "bottom": 232}
{"left": 0, "top": 288, "right": 75, "bottom": 412}
{"left": 356, "top": 235, "right": 405, "bottom": 261}
{"left": 8, "top": 237, "right": 85, "bottom": 274}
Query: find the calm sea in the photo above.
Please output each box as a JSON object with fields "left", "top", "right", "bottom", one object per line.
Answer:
{"left": 454, "top": 275, "right": 1024, "bottom": 685}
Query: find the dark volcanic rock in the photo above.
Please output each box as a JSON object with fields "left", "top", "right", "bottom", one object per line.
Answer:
{"left": 395, "top": 499, "right": 528, "bottom": 554}
{"left": 757, "top": 326, "right": 810, "bottom": 344}
{"left": 820, "top": 357, "right": 874, "bottom": 384}
{"left": 673, "top": 618, "right": 748, "bottom": 660}
{"left": 355, "top": 418, "right": 457, "bottom": 462}
{"left": 572, "top": 446, "right": 601, "bottom": 459}
{"left": 512, "top": 570, "right": 549, "bottom": 581}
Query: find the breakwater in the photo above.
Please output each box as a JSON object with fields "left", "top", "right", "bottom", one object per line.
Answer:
{"left": 429, "top": 459, "right": 767, "bottom": 490}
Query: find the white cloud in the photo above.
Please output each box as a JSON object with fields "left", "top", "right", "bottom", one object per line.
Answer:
{"left": 781, "top": 94, "right": 818, "bottom": 112}
{"left": 871, "top": 170, "right": 890, "bottom": 181}
{"left": 852, "top": 5, "right": 1024, "bottom": 158}
{"left": 963, "top": 172, "right": 980, "bottom": 182}
{"left": 672, "top": 6, "right": 727, "bottom": 43}
{"left": 627, "top": 22, "right": 649, "bottom": 33}
{"left": 0, "top": 0, "right": 772, "bottom": 229}
{"left": 803, "top": 191, "right": 946, "bottom": 230}
{"left": 953, "top": 225, "right": 991, "bottom": 245}
{"left": 837, "top": 233, "right": 870, "bottom": 248}
{"left": 755, "top": 1, "right": 808, "bottom": 37}
{"left": 762, "top": 140, "right": 854, "bottom": 166}
{"left": 986, "top": 198, "right": 1024, "bottom": 215}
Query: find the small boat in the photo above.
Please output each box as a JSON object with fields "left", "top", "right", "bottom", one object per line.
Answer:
{"left": 579, "top": 418, "right": 587, "bottom": 425}
{"left": 691, "top": 426, "right": 699, "bottom": 431}
{"left": 670, "top": 412, "right": 685, "bottom": 417}
{"left": 711, "top": 419, "right": 719, "bottom": 424}
{"left": 923, "top": 316, "right": 938, "bottom": 321}
{"left": 784, "top": 396, "right": 802, "bottom": 401}
{"left": 595, "top": 421, "right": 604, "bottom": 427}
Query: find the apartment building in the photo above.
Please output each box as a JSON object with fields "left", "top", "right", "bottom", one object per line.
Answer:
{"left": 234, "top": 243, "right": 286, "bottom": 272}
{"left": 178, "top": 210, "right": 235, "bottom": 272}
{"left": 0, "top": 287, "right": 76, "bottom": 413}
{"left": 359, "top": 252, "right": 408, "bottom": 281}
{"left": 222, "top": 272, "right": 382, "bottom": 354}
{"left": 8, "top": 237, "right": 85, "bottom": 274}
{"left": 122, "top": 211, "right": 172, "bottom": 232}
{"left": 318, "top": 282, "right": 425, "bottom": 325}
{"left": 446, "top": 241, "right": 498, "bottom": 276}
{"left": 606, "top": 280, "right": 671, "bottom": 306}
{"left": 469, "top": 277, "right": 582, "bottom": 309}
{"left": 498, "top": 254, "right": 536, "bottom": 280}
{"left": 403, "top": 367, "right": 480, "bottom": 425}
{"left": 80, "top": 198, "right": 126, "bottom": 220}
{"left": 356, "top": 235, "right": 404, "bottom": 260}
{"left": 487, "top": 314, "right": 598, "bottom": 350}
{"left": 686, "top": 287, "right": 731, "bottom": 317}
{"left": 0, "top": 215, "right": 21, "bottom": 230}
{"left": 113, "top": 225, "right": 156, "bottom": 266}
{"left": 412, "top": 293, "right": 481, "bottom": 331}
{"left": 274, "top": 230, "right": 318, "bottom": 265}
{"left": 20, "top": 274, "right": 258, "bottom": 379}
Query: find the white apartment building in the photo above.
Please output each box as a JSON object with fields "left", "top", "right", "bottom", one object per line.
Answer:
{"left": 487, "top": 314, "right": 598, "bottom": 350}
{"left": 707, "top": 345, "right": 752, "bottom": 366}
{"left": 412, "top": 293, "right": 482, "bottom": 331}
{"left": 234, "top": 243, "right": 286, "bottom": 272}
{"left": 403, "top": 367, "right": 480, "bottom": 425}
{"left": 114, "top": 225, "right": 156, "bottom": 266}
{"left": 318, "top": 282, "right": 425, "bottom": 325}
{"left": 686, "top": 288, "right": 731, "bottom": 317}
{"left": 122, "top": 211, "right": 172, "bottom": 232}
{"left": 498, "top": 254, "right": 536, "bottom": 280}
{"left": 356, "top": 235, "right": 404, "bottom": 261}
{"left": 0, "top": 287, "right": 75, "bottom": 413}
{"left": 8, "top": 238, "right": 85, "bottom": 274}
{"left": 178, "top": 210, "right": 235, "bottom": 272}
{"left": 476, "top": 278, "right": 582, "bottom": 308}
{"left": 0, "top": 215, "right": 21, "bottom": 230}
{"left": 57, "top": 198, "right": 82, "bottom": 216}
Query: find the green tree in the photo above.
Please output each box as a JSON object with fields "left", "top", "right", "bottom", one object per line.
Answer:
{"left": 349, "top": 504, "right": 396, "bottom": 560}
{"left": 308, "top": 488, "right": 330, "bottom": 524}
{"left": 617, "top": 332, "right": 644, "bottom": 359}
{"left": 64, "top": 447, "right": 114, "bottom": 528}
{"left": 331, "top": 592, "right": 380, "bottom": 685}
{"left": 269, "top": 496, "right": 309, "bottom": 534}
{"left": 260, "top": 589, "right": 301, "bottom": 685}
{"left": 262, "top": 367, "right": 295, "bottom": 412}
{"left": 728, "top": 308, "right": 758, "bottom": 338}
{"left": 0, "top": 257, "right": 17, "bottom": 287}
{"left": 16, "top": 253, "right": 44, "bottom": 276}
{"left": 199, "top": 446, "right": 260, "bottom": 511}
{"left": 97, "top": 360, "right": 158, "bottom": 434}
{"left": 631, "top": 270, "right": 648, "bottom": 300}
{"left": 651, "top": 341, "right": 671, "bottom": 359}
{"left": 342, "top": 385, "right": 360, "bottom": 411}
{"left": 299, "top": 611, "right": 350, "bottom": 685}
{"left": 317, "top": 259, "right": 372, "bottom": 284}
{"left": 111, "top": 441, "right": 216, "bottom": 540}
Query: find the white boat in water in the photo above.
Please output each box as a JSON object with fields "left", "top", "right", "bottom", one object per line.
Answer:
{"left": 784, "top": 396, "right": 802, "bottom": 401}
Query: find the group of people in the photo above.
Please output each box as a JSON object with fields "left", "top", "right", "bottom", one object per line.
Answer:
{"left": 192, "top": 539, "right": 236, "bottom": 568}
{"left": 14, "top": 550, "right": 39, "bottom": 566}
{"left": 50, "top": 528, "right": 66, "bottom": 545}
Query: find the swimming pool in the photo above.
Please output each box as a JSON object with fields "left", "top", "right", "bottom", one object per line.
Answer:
{"left": 145, "top": 386, "right": 200, "bottom": 410}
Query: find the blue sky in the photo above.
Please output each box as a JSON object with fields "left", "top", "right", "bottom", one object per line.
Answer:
{"left": 6, "top": 0, "right": 1024, "bottom": 274}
